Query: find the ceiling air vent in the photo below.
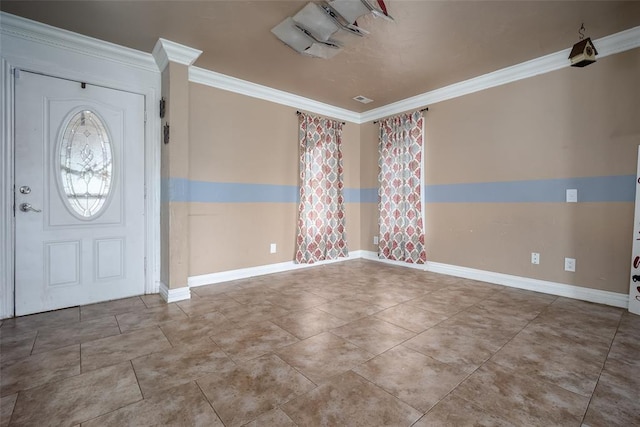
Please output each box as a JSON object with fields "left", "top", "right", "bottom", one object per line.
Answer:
{"left": 353, "top": 95, "right": 373, "bottom": 104}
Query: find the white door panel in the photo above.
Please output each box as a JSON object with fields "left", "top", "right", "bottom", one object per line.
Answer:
{"left": 15, "top": 71, "right": 145, "bottom": 316}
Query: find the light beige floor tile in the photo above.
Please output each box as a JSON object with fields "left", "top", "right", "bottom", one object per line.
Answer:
{"left": 197, "top": 354, "right": 315, "bottom": 426}
{"left": 282, "top": 370, "right": 422, "bottom": 426}
{"left": 375, "top": 303, "right": 448, "bottom": 333}
{"left": 330, "top": 317, "right": 415, "bottom": 355}
{"left": 223, "top": 288, "right": 273, "bottom": 305}
{"left": 1, "top": 344, "right": 80, "bottom": 397}
{"left": 81, "top": 326, "right": 172, "bottom": 372}
{"left": 414, "top": 394, "right": 515, "bottom": 427}
{"left": 406, "top": 288, "right": 481, "bottom": 316}
{"left": 491, "top": 329, "right": 605, "bottom": 397}
{"left": 403, "top": 326, "right": 499, "bottom": 372}
{"left": 316, "top": 298, "right": 383, "bottom": 321}
{"left": 190, "top": 282, "right": 243, "bottom": 298}
{"left": 211, "top": 321, "right": 299, "bottom": 362}
{"left": 0, "top": 307, "right": 79, "bottom": 337}
{"left": 607, "top": 327, "right": 640, "bottom": 363}
{"left": 438, "top": 307, "right": 529, "bottom": 349}
{"left": 354, "top": 346, "right": 468, "bottom": 412}
{"left": 80, "top": 297, "right": 146, "bottom": 321}
{"left": 10, "top": 361, "right": 141, "bottom": 426}
{"left": 453, "top": 361, "right": 589, "bottom": 426}
{"left": 617, "top": 311, "right": 640, "bottom": 337}
{"left": 176, "top": 296, "right": 242, "bottom": 317}
{"left": 353, "top": 287, "right": 426, "bottom": 309}
{"left": 0, "top": 394, "right": 17, "bottom": 427}
{"left": 243, "top": 408, "right": 297, "bottom": 427}
{"left": 520, "top": 322, "right": 611, "bottom": 365}
{"left": 271, "top": 307, "right": 348, "bottom": 339}
{"left": 265, "top": 290, "right": 328, "bottom": 310}
{"left": 82, "top": 381, "right": 223, "bottom": 427}
{"left": 0, "top": 330, "right": 36, "bottom": 364}
{"left": 217, "top": 302, "right": 291, "bottom": 326}
{"left": 5, "top": 260, "right": 638, "bottom": 426}
{"left": 582, "top": 370, "right": 640, "bottom": 427}
{"left": 159, "top": 311, "right": 235, "bottom": 347}
{"left": 276, "top": 332, "right": 373, "bottom": 384}
{"left": 140, "top": 294, "right": 167, "bottom": 309}
{"left": 32, "top": 315, "right": 120, "bottom": 354}
{"left": 116, "top": 304, "right": 188, "bottom": 333}
{"left": 132, "top": 339, "right": 235, "bottom": 397}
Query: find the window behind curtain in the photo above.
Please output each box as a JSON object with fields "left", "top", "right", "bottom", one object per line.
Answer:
{"left": 295, "top": 113, "right": 348, "bottom": 263}
{"left": 378, "top": 110, "right": 426, "bottom": 264}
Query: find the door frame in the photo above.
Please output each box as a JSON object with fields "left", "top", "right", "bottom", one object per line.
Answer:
{"left": 1, "top": 13, "right": 162, "bottom": 319}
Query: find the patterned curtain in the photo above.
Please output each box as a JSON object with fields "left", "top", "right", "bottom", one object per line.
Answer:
{"left": 378, "top": 110, "right": 426, "bottom": 264}
{"left": 295, "top": 113, "right": 348, "bottom": 263}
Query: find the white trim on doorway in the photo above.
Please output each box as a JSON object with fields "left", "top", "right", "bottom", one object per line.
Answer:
{"left": 0, "top": 12, "right": 161, "bottom": 319}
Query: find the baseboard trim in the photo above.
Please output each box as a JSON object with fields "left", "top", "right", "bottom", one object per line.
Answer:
{"left": 159, "top": 281, "right": 191, "bottom": 303}
{"left": 185, "top": 251, "right": 629, "bottom": 309}
{"left": 425, "top": 261, "right": 629, "bottom": 309}
{"left": 359, "top": 250, "right": 426, "bottom": 270}
{"left": 188, "top": 250, "right": 364, "bottom": 287}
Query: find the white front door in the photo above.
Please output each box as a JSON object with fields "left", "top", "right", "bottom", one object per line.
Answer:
{"left": 14, "top": 71, "right": 146, "bottom": 316}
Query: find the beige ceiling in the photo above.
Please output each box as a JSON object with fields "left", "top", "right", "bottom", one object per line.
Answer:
{"left": 2, "top": 1, "right": 639, "bottom": 112}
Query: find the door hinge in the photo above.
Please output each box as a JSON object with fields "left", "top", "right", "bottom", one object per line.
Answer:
{"left": 144, "top": 185, "right": 147, "bottom": 199}
{"left": 144, "top": 257, "right": 147, "bottom": 274}
{"left": 144, "top": 111, "right": 147, "bottom": 123}
{"left": 12, "top": 68, "right": 20, "bottom": 79}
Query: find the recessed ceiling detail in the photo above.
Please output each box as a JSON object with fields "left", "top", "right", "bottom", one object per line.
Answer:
{"left": 271, "top": 0, "right": 393, "bottom": 59}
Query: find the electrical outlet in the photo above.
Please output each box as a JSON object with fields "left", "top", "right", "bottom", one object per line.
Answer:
{"left": 564, "top": 257, "right": 576, "bottom": 272}
{"left": 373, "top": 236, "right": 379, "bottom": 245}
{"left": 566, "top": 189, "right": 578, "bottom": 203}
{"left": 531, "top": 252, "right": 540, "bottom": 265}
{"left": 270, "top": 243, "right": 277, "bottom": 254}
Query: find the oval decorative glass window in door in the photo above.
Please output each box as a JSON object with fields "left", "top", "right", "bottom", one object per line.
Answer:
{"left": 59, "top": 110, "right": 113, "bottom": 218}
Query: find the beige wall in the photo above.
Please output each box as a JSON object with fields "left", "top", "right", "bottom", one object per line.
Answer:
{"left": 185, "top": 47, "right": 639, "bottom": 294}
{"left": 360, "top": 48, "right": 640, "bottom": 294}
{"left": 188, "top": 84, "right": 362, "bottom": 275}
{"left": 360, "top": 122, "right": 379, "bottom": 251}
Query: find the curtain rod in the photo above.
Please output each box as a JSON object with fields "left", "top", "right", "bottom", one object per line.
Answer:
{"left": 372, "top": 107, "right": 429, "bottom": 124}
{"left": 296, "top": 110, "right": 346, "bottom": 125}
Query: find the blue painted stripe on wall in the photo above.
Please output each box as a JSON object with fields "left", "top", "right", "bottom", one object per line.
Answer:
{"left": 360, "top": 188, "right": 378, "bottom": 203}
{"left": 165, "top": 175, "right": 634, "bottom": 204}
{"left": 424, "top": 175, "right": 635, "bottom": 203}
{"left": 343, "top": 188, "right": 361, "bottom": 203}
{"left": 189, "top": 181, "right": 299, "bottom": 203}
{"left": 166, "top": 179, "right": 361, "bottom": 203}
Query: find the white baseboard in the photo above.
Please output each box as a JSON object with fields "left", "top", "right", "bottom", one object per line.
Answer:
{"left": 359, "top": 250, "right": 426, "bottom": 270}
{"left": 188, "top": 251, "right": 363, "bottom": 287}
{"left": 425, "top": 261, "right": 629, "bottom": 309}
{"left": 159, "top": 281, "right": 191, "bottom": 303}
{"left": 185, "top": 250, "right": 629, "bottom": 309}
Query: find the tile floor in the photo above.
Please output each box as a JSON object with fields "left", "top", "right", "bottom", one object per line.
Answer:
{"left": 1, "top": 259, "right": 638, "bottom": 426}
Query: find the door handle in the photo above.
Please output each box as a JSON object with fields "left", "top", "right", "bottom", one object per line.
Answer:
{"left": 20, "top": 203, "right": 41, "bottom": 213}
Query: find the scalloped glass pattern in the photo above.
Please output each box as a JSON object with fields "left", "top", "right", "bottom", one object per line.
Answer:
{"left": 59, "top": 110, "right": 113, "bottom": 218}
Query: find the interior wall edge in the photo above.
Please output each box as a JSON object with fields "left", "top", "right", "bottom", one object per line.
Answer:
{"left": 188, "top": 250, "right": 366, "bottom": 287}
{"left": 159, "top": 281, "right": 191, "bottom": 303}
{"left": 425, "top": 259, "right": 629, "bottom": 309}
{"left": 186, "top": 249, "right": 628, "bottom": 309}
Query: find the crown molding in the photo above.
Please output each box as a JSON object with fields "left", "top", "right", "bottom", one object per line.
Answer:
{"left": 1, "top": 11, "right": 638, "bottom": 126}
{"left": 152, "top": 38, "right": 202, "bottom": 72}
{"left": 360, "top": 25, "right": 640, "bottom": 123}
{"left": 189, "top": 66, "right": 361, "bottom": 124}
{"left": 0, "top": 11, "right": 157, "bottom": 72}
